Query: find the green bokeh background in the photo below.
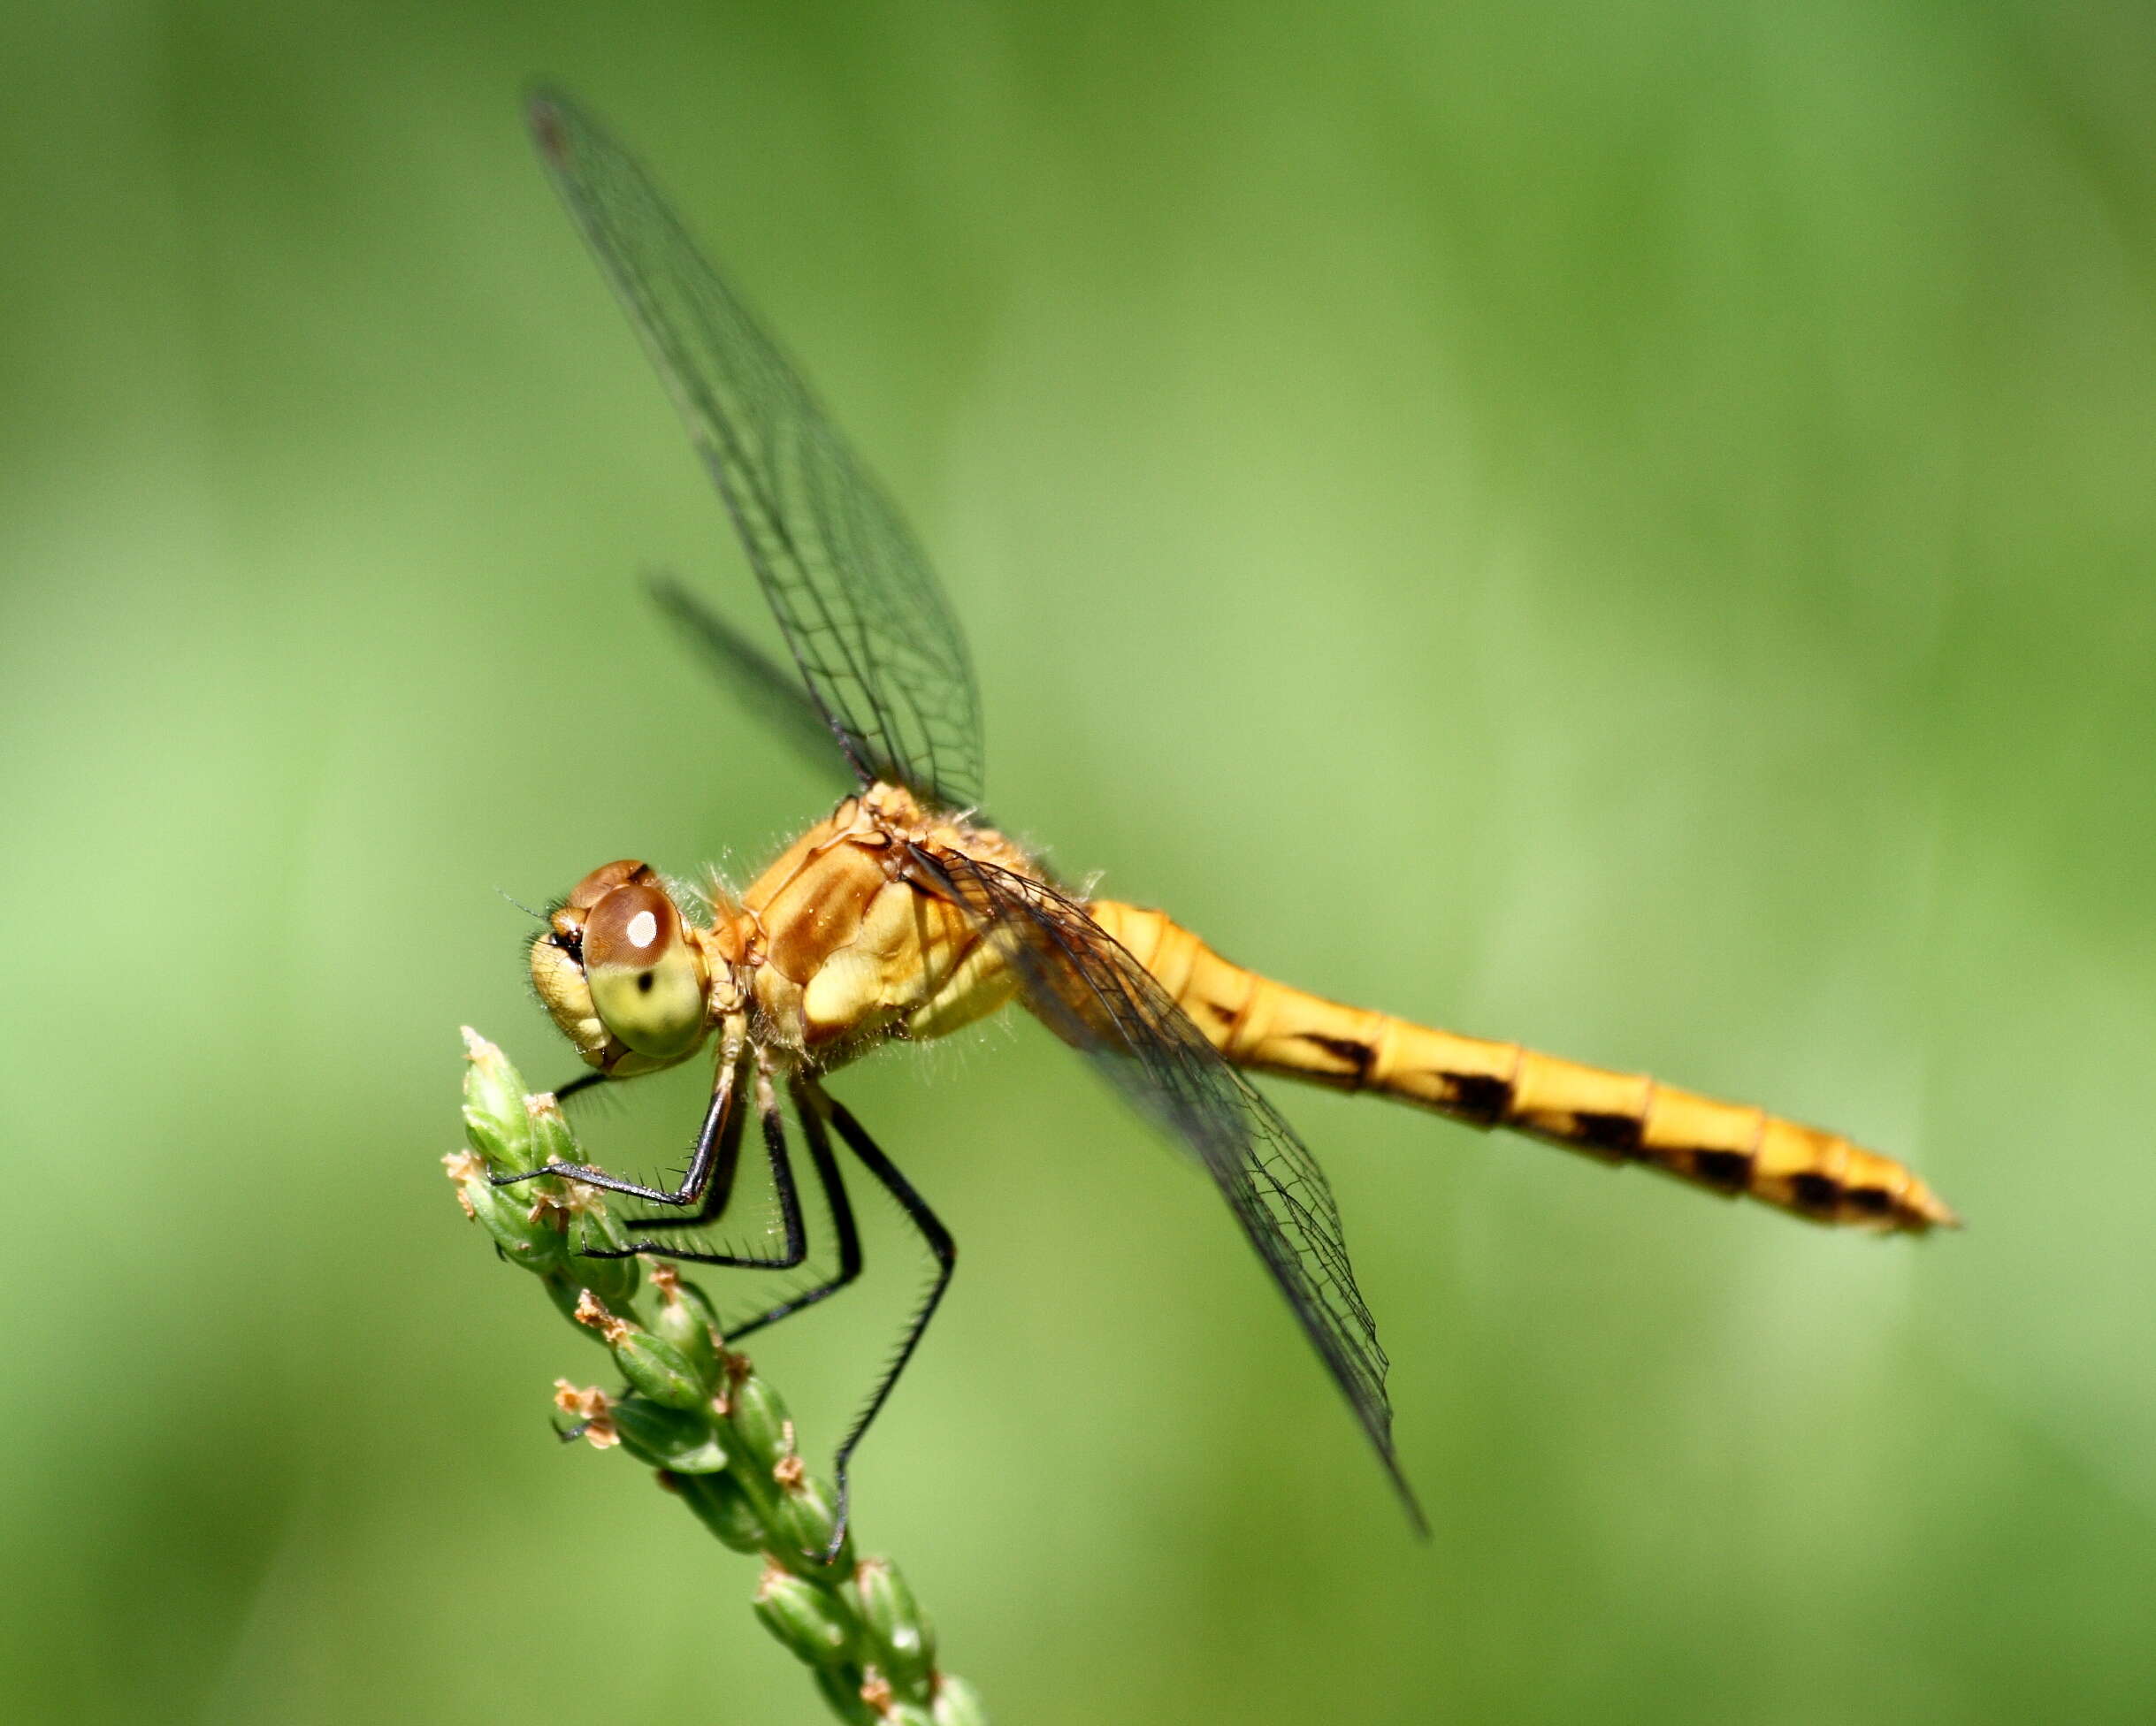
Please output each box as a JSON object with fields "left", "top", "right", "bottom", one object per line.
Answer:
{"left": 7, "top": 2, "right": 2155, "bottom": 1720}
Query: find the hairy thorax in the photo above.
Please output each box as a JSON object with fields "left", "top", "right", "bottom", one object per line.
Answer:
{"left": 719, "top": 783, "right": 1036, "bottom": 1067}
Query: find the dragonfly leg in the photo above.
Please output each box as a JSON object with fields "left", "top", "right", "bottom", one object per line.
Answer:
{"left": 720, "top": 1081, "right": 866, "bottom": 1342}
{"left": 491, "top": 1058, "right": 742, "bottom": 1208}
{"left": 603, "top": 1062, "right": 809, "bottom": 1270}
{"left": 800, "top": 1084, "right": 957, "bottom": 1562}
{"left": 553, "top": 1071, "right": 610, "bottom": 1104}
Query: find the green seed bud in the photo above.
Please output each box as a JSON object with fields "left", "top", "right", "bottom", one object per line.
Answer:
{"left": 929, "top": 1675, "right": 990, "bottom": 1726}
{"left": 612, "top": 1329, "right": 706, "bottom": 1411}
{"left": 725, "top": 1373, "right": 793, "bottom": 1467}
{"left": 754, "top": 1566, "right": 859, "bottom": 1667}
{"left": 526, "top": 1090, "right": 574, "bottom": 1167}
{"left": 770, "top": 1473, "right": 849, "bottom": 1571}
{"left": 461, "top": 1030, "right": 535, "bottom": 1172}
{"left": 675, "top": 1277, "right": 728, "bottom": 1346}
{"left": 814, "top": 1665, "right": 881, "bottom": 1726}
{"left": 536, "top": 1239, "right": 637, "bottom": 1314}
{"left": 518, "top": 1096, "right": 635, "bottom": 1275}
{"left": 515, "top": 1097, "right": 646, "bottom": 1294}
{"left": 446, "top": 1154, "right": 569, "bottom": 1273}
{"left": 610, "top": 1395, "right": 729, "bottom": 1473}
{"left": 570, "top": 1292, "right": 706, "bottom": 1410}
{"left": 853, "top": 1558, "right": 936, "bottom": 1690}
{"left": 647, "top": 1264, "right": 722, "bottom": 1386}
{"left": 671, "top": 1470, "right": 768, "bottom": 1554}
{"left": 566, "top": 1243, "right": 641, "bottom": 1312}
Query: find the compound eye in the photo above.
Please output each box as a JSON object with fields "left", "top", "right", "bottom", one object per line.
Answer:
{"left": 529, "top": 920, "right": 605, "bottom": 1063}
{"left": 567, "top": 858, "right": 654, "bottom": 911}
{"left": 582, "top": 880, "right": 707, "bottom": 1059}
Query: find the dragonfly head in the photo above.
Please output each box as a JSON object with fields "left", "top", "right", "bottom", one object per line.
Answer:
{"left": 531, "top": 859, "right": 714, "bottom": 1073}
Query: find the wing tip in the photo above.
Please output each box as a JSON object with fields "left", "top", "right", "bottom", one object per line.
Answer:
{"left": 1391, "top": 1465, "right": 1432, "bottom": 1540}
{"left": 524, "top": 81, "right": 579, "bottom": 164}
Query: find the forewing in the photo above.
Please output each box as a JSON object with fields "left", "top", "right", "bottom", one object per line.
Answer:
{"left": 646, "top": 573, "right": 856, "bottom": 791}
{"left": 911, "top": 846, "right": 1422, "bottom": 1526}
{"left": 531, "top": 89, "right": 984, "bottom": 811}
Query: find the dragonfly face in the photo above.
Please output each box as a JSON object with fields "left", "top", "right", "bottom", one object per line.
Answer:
{"left": 530, "top": 858, "right": 726, "bottom": 1074}
{"left": 503, "top": 88, "right": 1954, "bottom": 1560}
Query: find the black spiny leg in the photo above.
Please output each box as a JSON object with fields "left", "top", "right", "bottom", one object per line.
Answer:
{"left": 491, "top": 1058, "right": 743, "bottom": 1209}
{"left": 605, "top": 1064, "right": 809, "bottom": 1271}
{"left": 553, "top": 1071, "right": 610, "bottom": 1104}
{"left": 722, "top": 1082, "right": 866, "bottom": 1343}
{"left": 493, "top": 1051, "right": 745, "bottom": 1215}
{"left": 807, "top": 1083, "right": 957, "bottom": 1561}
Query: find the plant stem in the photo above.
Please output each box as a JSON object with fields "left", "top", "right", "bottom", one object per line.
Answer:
{"left": 447, "top": 1028, "right": 988, "bottom": 1726}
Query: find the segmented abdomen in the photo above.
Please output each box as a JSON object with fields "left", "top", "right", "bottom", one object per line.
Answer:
{"left": 1087, "top": 900, "right": 1957, "bottom": 1233}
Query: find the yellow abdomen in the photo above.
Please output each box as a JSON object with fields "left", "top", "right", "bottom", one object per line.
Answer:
{"left": 1087, "top": 900, "right": 1957, "bottom": 1233}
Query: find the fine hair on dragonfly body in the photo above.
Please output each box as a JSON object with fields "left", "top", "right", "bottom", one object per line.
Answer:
{"left": 502, "top": 87, "right": 1956, "bottom": 1557}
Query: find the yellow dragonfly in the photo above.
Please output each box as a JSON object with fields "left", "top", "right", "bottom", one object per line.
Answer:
{"left": 503, "top": 89, "right": 1957, "bottom": 1547}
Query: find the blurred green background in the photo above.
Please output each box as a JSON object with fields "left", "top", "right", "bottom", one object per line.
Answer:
{"left": 7, "top": 1, "right": 2155, "bottom": 1720}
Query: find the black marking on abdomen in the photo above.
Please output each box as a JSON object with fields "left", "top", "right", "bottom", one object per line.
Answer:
{"left": 1571, "top": 1111, "right": 1644, "bottom": 1156}
{"left": 1297, "top": 1032, "right": 1373, "bottom": 1085}
{"left": 1692, "top": 1149, "right": 1753, "bottom": 1193}
{"left": 1441, "top": 1073, "right": 1513, "bottom": 1125}
{"left": 1790, "top": 1172, "right": 1843, "bottom": 1215}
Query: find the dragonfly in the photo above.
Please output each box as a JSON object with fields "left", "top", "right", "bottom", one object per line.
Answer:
{"left": 502, "top": 88, "right": 1958, "bottom": 1550}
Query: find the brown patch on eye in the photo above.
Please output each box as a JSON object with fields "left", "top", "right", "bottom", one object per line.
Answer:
{"left": 568, "top": 859, "right": 655, "bottom": 910}
{"left": 585, "top": 881, "right": 681, "bottom": 969}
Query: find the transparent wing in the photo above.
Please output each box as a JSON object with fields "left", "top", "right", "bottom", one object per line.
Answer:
{"left": 646, "top": 573, "right": 856, "bottom": 791}
{"left": 909, "top": 845, "right": 1423, "bottom": 1527}
{"left": 531, "top": 88, "right": 984, "bottom": 811}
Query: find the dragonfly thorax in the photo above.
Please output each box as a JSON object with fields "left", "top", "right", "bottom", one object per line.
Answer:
{"left": 531, "top": 858, "right": 738, "bottom": 1075}
{"left": 734, "top": 788, "right": 1034, "bottom": 1065}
